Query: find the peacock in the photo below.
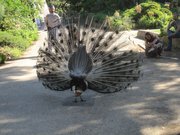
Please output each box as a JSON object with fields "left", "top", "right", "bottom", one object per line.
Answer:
{"left": 36, "top": 14, "right": 141, "bottom": 102}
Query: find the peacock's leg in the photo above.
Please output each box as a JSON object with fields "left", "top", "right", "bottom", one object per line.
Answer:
{"left": 74, "top": 97, "right": 77, "bottom": 103}
{"left": 80, "top": 96, "right": 86, "bottom": 102}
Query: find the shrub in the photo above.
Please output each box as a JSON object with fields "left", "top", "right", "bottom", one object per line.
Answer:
{"left": 108, "top": 16, "right": 134, "bottom": 31}
{"left": 123, "top": 1, "right": 172, "bottom": 29}
{"left": 93, "top": 12, "right": 107, "bottom": 21}
{"left": 0, "top": 0, "right": 40, "bottom": 64}
{"left": 0, "top": 30, "right": 38, "bottom": 59}
{"left": 0, "top": 53, "right": 6, "bottom": 64}
{"left": 0, "top": 46, "right": 22, "bottom": 59}
{"left": 108, "top": 11, "right": 135, "bottom": 31}
{"left": 7, "top": 29, "right": 38, "bottom": 42}
{"left": 0, "top": 31, "right": 29, "bottom": 50}
{"left": 159, "top": 8, "right": 173, "bottom": 36}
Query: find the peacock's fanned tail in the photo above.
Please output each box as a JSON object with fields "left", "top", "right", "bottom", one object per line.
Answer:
{"left": 36, "top": 14, "right": 141, "bottom": 92}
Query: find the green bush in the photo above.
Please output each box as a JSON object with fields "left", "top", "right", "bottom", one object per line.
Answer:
{"left": 7, "top": 29, "right": 38, "bottom": 42}
{"left": 159, "top": 8, "right": 173, "bottom": 36}
{"left": 0, "top": 31, "right": 29, "bottom": 51}
{"left": 0, "top": 0, "right": 42, "bottom": 31}
{"left": 88, "top": 11, "right": 135, "bottom": 31}
{"left": 108, "top": 11, "right": 135, "bottom": 31}
{"left": 123, "top": 1, "right": 172, "bottom": 29}
{"left": 0, "top": 46, "right": 22, "bottom": 59}
{"left": 0, "top": 0, "right": 41, "bottom": 64}
{"left": 93, "top": 12, "right": 107, "bottom": 21}
{"left": 0, "top": 30, "right": 38, "bottom": 59}
{"left": 0, "top": 53, "right": 6, "bottom": 64}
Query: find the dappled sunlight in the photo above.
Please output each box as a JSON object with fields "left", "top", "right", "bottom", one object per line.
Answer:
{"left": 5, "top": 70, "right": 37, "bottom": 82}
{"left": 1, "top": 52, "right": 179, "bottom": 135}
{"left": 0, "top": 129, "right": 12, "bottom": 134}
{"left": 0, "top": 81, "right": 9, "bottom": 85}
{"left": 0, "top": 117, "right": 26, "bottom": 124}
{"left": 112, "top": 102, "right": 146, "bottom": 111}
{"left": 154, "top": 78, "right": 180, "bottom": 92}
{"left": 0, "top": 66, "right": 37, "bottom": 82}
{"left": 163, "top": 60, "right": 179, "bottom": 66}
{"left": 108, "top": 55, "right": 180, "bottom": 134}
{"left": 56, "top": 124, "right": 82, "bottom": 135}
{"left": 87, "top": 119, "right": 102, "bottom": 124}
{"left": 140, "top": 114, "right": 157, "bottom": 119}
{"left": 141, "top": 123, "right": 180, "bottom": 135}
{"left": 112, "top": 102, "right": 161, "bottom": 120}
{"left": 144, "top": 96, "right": 160, "bottom": 101}
{"left": 0, "top": 116, "right": 28, "bottom": 135}
{"left": 56, "top": 120, "right": 102, "bottom": 135}
{"left": 154, "top": 62, "right": 180, "bottom": 71}
{"left": 109, "top": 92, "right": 180, "bottom": 134}
{"left": 112, "top": 100, "right": 173, "bottom": 123}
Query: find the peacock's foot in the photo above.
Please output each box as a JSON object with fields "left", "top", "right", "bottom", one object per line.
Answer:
{"left": 81, "top": 99, "right": 86, "bottom": 102}
{"left": 73, "top": 98, "right": 77, "bottom": 103}
{"left": 73, "top": 96, "right": 86, "bottom": 103}
{"left": 80, "top": 96, "right": 86, "bottom": 102}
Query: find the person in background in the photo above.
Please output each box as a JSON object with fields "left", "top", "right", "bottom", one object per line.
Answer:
{"left": 144, "top": 32, "right": 163, "bottom": 58}
{"left": 45, "top": 5, "right": 62, "bottom": 42}
{"left": 165, "top": 12, "right": 180, "bottom": 51}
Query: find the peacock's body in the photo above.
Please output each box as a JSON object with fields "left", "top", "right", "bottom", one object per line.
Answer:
{"left": 36, "top": 14, "right": 141, "bottom": 102}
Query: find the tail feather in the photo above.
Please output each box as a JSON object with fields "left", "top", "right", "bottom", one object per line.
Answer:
{"left": 36, "top": 14, "right": 142, "bottom": 92}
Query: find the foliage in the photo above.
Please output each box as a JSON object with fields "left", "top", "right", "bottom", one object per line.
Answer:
{"left": 46, "top": 0, "right": 173, "bottom": 35}
{"left": 0, "top": 31, "right": 29, "bottom": 50}
{"left": 46, "top": 0, "right": 150, "bottom": 14}
{"left": 7, "top": 29, "right": 38, "bottom": 42}
{"left": 92, "top": 12, "right": 107, "bottom": 21}
{"left": 0, "top": 0, "right": 42, "bottom": 63}
{"left": 0, "top": 53, "right": 6, "bottom": 64}
{"left": 0, "top": 46, "right": 22, "bottom": 59}
{"left": 123, "top": 1, "right": 172, "bottom": 29}
{"left": 0, "top": 1, "right": 5, "bottom": 20}
{"left": 0, "top": 0, "right": 43, "bottom": 31}
{"left": 46, "top": 0, "right": 68, "bottom": 14}
{"left": 159, "top": 7, "right": 174, "bottom": 36}
{"left": 0, "top": 30, "right": 38, "bottom": 59}
{"left": 108, "top": 11, "right": 135, "bottom": 31}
